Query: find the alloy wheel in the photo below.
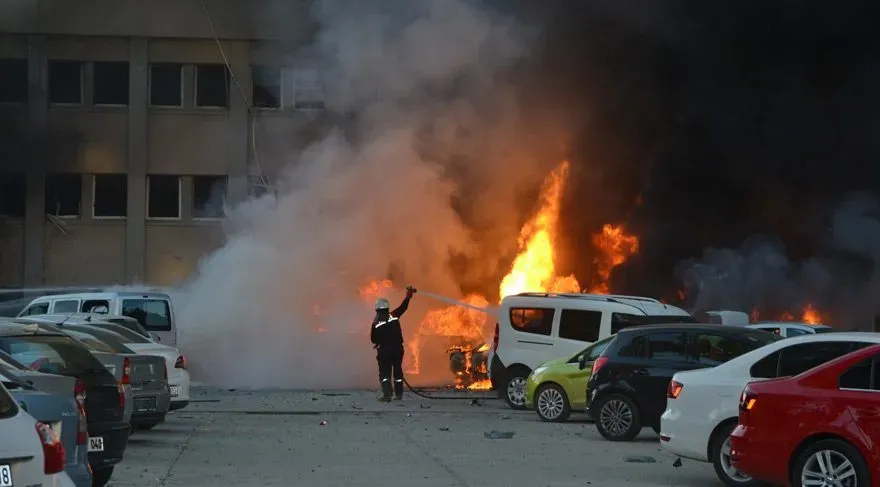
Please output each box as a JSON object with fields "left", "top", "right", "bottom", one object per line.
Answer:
{"left": 599, "top": 399, "right": 632, "bottom": 437}
{"left": 537, "top": 387, "right": 565, "bottom": 420}
{"left": 507, "top": 376, "right": 526, "bottom": 406}
{"left": 801, "top": 450, "right": 857, "bottom": 487}
{"left": 719, "top": 437, "right": 753, "bottom": 483}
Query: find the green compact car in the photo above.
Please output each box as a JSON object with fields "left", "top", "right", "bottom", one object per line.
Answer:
{"left": 524, "top": 336, "right": 614, "bottom": 422}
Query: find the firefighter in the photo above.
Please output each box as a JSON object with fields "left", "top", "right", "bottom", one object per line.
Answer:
{"left": 371, "top": 285, "right": 416, "bottom": 402}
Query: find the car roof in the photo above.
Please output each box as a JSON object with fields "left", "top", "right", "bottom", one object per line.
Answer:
{"left": 25, "top": 291, "right": 171, "bottom": 304}
{"left": 501, "top": 293, "right": 691, "bottom": 317}
{"left": 751, "top": 322, "right": 832, "bottom": 329}
{"left": 616, "top": 323, "right": 756, "bottom": 334}
{"left": 0, "top": 319, "right": 69, "bottom": 337}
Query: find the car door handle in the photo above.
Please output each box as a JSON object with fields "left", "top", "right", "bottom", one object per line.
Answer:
{"left": 632, "top": 368, "right": 649, "bottom": 376}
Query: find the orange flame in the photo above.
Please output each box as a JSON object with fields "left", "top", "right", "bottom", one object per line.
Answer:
{"left": 749, "top": 303, "right": 824, "bottom": 325}
{"left": 801, "top": 304, "right": 823, "bottom": 325}
{"left": 499, "top": 161, "right": 580, "bottom": 298}
{"left": 588, "top": 224, "right": 639, "bottom": 294}
{"left": 405, "top": 294, "right": 490, "bottom": 377}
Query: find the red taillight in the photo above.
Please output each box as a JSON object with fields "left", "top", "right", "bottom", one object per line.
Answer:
{"left": 121, "top": 357, "right": 132, "bottom": 385}
{"left": 74, "top": 379, "right": 88, "bottom": 445}
{"left": 175, "top": 355, "right": 187, "bottom": 370}
{"left": 35, "top": 422, "right": 65, "bottom": 475}
{"left": 667, "top": 380, "right": 683, "bottom": 399}
{"left": 492, "top": 323, "right": 499, "bottom": 352}
{"left": 740, "top": 387, "right": 758, "bottom": 413}
{"left": 591, "top": 356, "right": 609, "bottom": 375}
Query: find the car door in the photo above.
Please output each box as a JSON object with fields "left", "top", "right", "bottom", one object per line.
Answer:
{"left": 506, "top": 306, "right": 557, "bottom": 369}
{"left": 627, "top": 331, "right": 695, "bottom": 422}
{"left": 555, "top": 309, "right": 603, "bottom": 359}
{"left": 563, "top": 338, "right": 612, "bottom": 406}
{"left": 837, "top": 355, "right": 880, "bottom": 441}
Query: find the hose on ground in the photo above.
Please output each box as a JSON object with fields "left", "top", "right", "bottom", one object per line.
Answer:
{"left": 402, "top": 377, "right": 500, "bottom": 400}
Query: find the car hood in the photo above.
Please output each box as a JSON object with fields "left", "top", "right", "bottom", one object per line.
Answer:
{"left": 529, "top": 357, "right": 571, "bottom": 381}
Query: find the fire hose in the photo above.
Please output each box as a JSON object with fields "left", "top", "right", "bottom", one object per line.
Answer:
{"left": 402, "top": 376, "right": 498, "bottom": 400}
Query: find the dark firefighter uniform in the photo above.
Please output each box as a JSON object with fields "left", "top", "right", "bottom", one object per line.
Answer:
{"left": 371, "top": 287, "right": 415, "bottom": 401}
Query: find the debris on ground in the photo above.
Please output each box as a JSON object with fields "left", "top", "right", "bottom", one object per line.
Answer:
{"left": 672, "top": 458, "right": 683, "bottom": 468}
{"left": 351, "top": 405, "right": 363, "bottom": 410}
{"left": 484, "top": 430, "right": 515, "bottom": 439}
{"left": 420, "top": 404, "right": 431, "bottom": 409}
{"left": 319, "top": 421, "right": 328, "bottom": 426}
{"left": 624, "top": 456, "right": 656, "bottom": 463}
{"left": 470, "top": 399, "right": 482, "bottom": 406}
{"left": 439, "top": 427, "right": 450, "bottom": 431}
{"left": 311, "top": 397, "right": 318, "bottom": 401}
{"left": 321, "top": 393, "right": 351, "bottom": 396}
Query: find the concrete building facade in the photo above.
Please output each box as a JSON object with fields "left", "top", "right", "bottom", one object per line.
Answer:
{"left": 0, "top": 0, "right": 328, "bottom": 287}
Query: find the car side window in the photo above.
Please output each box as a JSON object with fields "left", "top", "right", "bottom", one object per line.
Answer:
{"left": 786, "top": 328, "right": 810, "bottom": 337}
{"left": 750, "top": 351, "right": 781, "bottom": 379}
{"left": 82, "top": 300, "right": 110, "bottom": 313}
{"left": 777, "top": 341, "right": 861, "bottom": 378}
{"left": 22, "top": 303, "right": 49, "bottom": 316}
{"left": 558, "top": 309, "right": 601, "bottom": 342}
{"left": 52, "top": 300, "right": 79, "bottom": 313}
{"left": 509, "top": 307, "right": 554, "bottom": 336}
{"left": 693, "top": 333, "right": 756, "bottom": 365}
{"left": 839, "top": 357, "right": 875, "bottom": 390}
{"left": 620, "top": 332, "right": 687, "bottom": 360}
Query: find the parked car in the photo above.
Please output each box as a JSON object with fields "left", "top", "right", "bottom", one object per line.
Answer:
{"left": 21, "top": 313, "right": 153, "bottom": 340}
{"left": 0, "top": 379, "right": 72, "bottom": 487}
{"left": 748, "top": 321, "right": 835, "bottom": 337}
{"left": 586, "top": 324, "right": 780, "bottom": 442}
{"left": 0, "top": 322, "right": 130, "bottom": 487}
{"left": 60, "top": 325, "right": 171, "bottom": 431}
{"left": 730, "top": 343, "right": 880, "bottom": 487}
{"left": 17, "top": 291, "right": 178, "bottom": 346}
{"left": 70, "top": 323, "right": 190, "bottom": 414}
{"left": 660, "top": 332, "right": 880, "bottom": 487}
{"left": 490, "top": 292, "right": 696, "bottom": 409}
{"left": 524, "top": 335, "right": 615, "bottom": 422}
{"left": 0, "top": 364, "right": 90, "bottom": 487}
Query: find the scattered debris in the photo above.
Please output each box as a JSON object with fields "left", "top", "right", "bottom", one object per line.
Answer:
{"left": 227, "top": 388, "right": 236, "bottom": 392}
{"left": 672, "top": 458, "right": 683, "bottom": 468}
{"left": 311, "top": 397, "right": 318, "bottom": 401}
{"left": 319, "top": 421, "right": 328, "bottom": 426}
{"left": 321, "top": 393, "right": 351, "bottom": 397}
{"left": 420, "top": 404, "right": 431, "bottom": 409}
{"left": 624, "top": 456, "right": 656, "bottom": 463}
{"left": 484, "top": 430, "right": 515, "bottom": 439}
{"left": 439, "top": 427, "right": 450, "bottom": 432}
{"left": 470, "top": 399, "right": 482, "bottom": 407}
{"left": 352, "top": 405, "right": 363, "bottom": 410}
{"left": 499, "top": 415, "right": 510, "bottom": 420}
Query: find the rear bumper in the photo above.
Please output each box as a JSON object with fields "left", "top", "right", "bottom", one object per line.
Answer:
{"left": 65, "top": 462, "right": 92, "bottom": 487}
{"left": 659, "top": 406, "right": 712, "bottom": 462}
{"left": 87, "top": 421, "right": 131, "bottom": 470}
{"left": 729, "top": 424, "right": 789, "bottom": 486}
{"left": 131, "top": 411, "right": 167, "bottom": 425}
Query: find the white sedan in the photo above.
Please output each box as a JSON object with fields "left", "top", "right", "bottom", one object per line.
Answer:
{"left": 660, "top": 332, "right": 880, "bottom": 487}
{"left": 0, "top": 381, "right": 75, "bottom": 487}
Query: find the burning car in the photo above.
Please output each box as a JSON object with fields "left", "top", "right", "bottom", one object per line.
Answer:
{"left": 448, "top": 342, "right": 490, "bottom": 389}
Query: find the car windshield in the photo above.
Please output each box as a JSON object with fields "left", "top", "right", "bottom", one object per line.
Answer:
{"left": 0, "top": 349, "right": 27, "bottom": 370}
{"left": 0, "top": 381, "right": 17, "bottom": 419}
{"left": 65, "top": 331, "right": 118, "bottom": 354}
{"left": 0, "top": 334, "right": 108, "bottom": 376}
{"left": 814, "top": 327, "right": 835, "bottom": 334}
{"left": 67, "top": 327, "right": 135, "bottom": 353}
{"left": 102, "top": 319, "right": 152, "bottom": 339}
{"left": 570, "top": 336, "right": 614, "bottom": 362}
{"left": 98, "top": 324, "right": 153, "bottom": 343}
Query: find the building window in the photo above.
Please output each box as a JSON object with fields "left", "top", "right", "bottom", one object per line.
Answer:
{"left": 252, "top": 66, "right": 281, "bottom": 109}
{"left": 149, "top": 63, "right": 183, "bottom": 107}
{"left": 45, "top": 173, "right": 81, "bottom": 217}
{"left": 195, "top": 64, "right": 229, "bottom": 108}
{"left": 48, "top": 61, "right": 83, "bottom": 104}
{"left": 92, "top": 174, "right": 127, "bottom": 218}
{"left": 558, "top": 309, "right": 602, "bottom": 342}
{"left": 93, "top": 61, "right": 129, "bottom": 106}
{"left": 293, "top": 68, "right": 325, "bottom": 110}
{"left": 0, "top": 172, "right": 26, "bottom": 217}
{"left": 192, "top": 176, "right": 227, "bottom": 219}
{"left": 146, "top": 175, "right": 181, "bottom": 219}
{"left": 0, "top": 59, "right": 28, "bottom": 104}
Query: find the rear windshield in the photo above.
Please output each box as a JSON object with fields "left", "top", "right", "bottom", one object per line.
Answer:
{"left": 65, "top": 332, "right": 119, "bottom": 354}
{"left": 103, "top": 318, "right": 152, "bottom": 338}
{"left": 612, "top": 313, "right": 697, "bottom": 333}
{"left": 67, "top": 328, "right": 135, "bottom": 353}
{"left": 121, "top": 298, "right": 172, "bottom": 331}
{"left": 100, "top": 325, "right": 152, "bottom": 344}
{"left": 0, "top": 381, "right": 17, "bottom": 419}
{"left": 0, "top": 335, "right": 107, "bottom": 376}
{"left": 0, "top": 350, "right": 27, "bottom": 370}
{"left": 814, "top": 327, "right": 835, "bottom": 334}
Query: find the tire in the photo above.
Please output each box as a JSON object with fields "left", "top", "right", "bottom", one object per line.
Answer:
{"left": 503, "top": 367, "right": 530, "bottom": 410}
{"left": 534, "top": 383, "right": 571, "bottom": 422}
{"left": 791, "top": 438, "right": 870, "bottom": 487}
{"left": 137, "top": 421, "right": 161, "bottom": 431}
{"left": 92, "top": 466, "right": 114, "bottom": 487}
{"left": 711, "top": 422, "right": 762, "bottom": 487}
{"left": 594, "top": 393, "right": 641, "bottom": 441}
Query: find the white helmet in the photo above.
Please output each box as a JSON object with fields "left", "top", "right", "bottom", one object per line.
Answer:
{"left": 375, "top": 298, "right": 390, "bottom": 310}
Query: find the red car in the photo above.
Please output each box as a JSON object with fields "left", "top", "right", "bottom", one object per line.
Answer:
{"left": 730, "top": 343, "right": 880, "bottom": 487}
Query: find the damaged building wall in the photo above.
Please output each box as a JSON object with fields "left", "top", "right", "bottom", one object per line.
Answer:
{"left": 0, "top": 1, "right": 328, "bottom": 287}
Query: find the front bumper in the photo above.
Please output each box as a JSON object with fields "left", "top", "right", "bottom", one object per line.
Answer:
{"left": 87, "top": 421, "right": 131, "bottom": 470}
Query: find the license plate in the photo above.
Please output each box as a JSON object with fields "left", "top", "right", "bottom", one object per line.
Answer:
{"left": 88, "top": 436, "right": 104, "bottom": 452}
{"left": 0, "top": 464, "right": 11, "bottom": 487}
{"left": 135, "top": 397, "right": 158, "bottom": 412}
{"left": 170, "top": 385, "right": 179, "bottom": 397}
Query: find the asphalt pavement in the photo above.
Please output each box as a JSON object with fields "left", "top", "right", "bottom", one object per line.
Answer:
{"left": 110, "top": 387, "right": 722, "bottom": 487}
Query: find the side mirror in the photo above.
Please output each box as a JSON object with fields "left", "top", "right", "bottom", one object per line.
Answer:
{"left": 578, "top": 355, "right": 587, "bottom": 370}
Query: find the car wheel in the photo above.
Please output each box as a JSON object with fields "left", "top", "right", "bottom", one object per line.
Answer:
{"left": 594, "top": 393, "right": 641, "bottom": 441}
{"left": 792, "top": 438, "right": 870, "bottom": 487}
{"left": 92, "top": 466, "right": 114, "bottom": 487}
{"left": 535, "top": 384, "right": 571, "bottom": 422}
{"left": 712, "top": 422, "right": 761, "bottom": 487}
{"left": 503, "top": 367, "right": 530, "bottom": 410}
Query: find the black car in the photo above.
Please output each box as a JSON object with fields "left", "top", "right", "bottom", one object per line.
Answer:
{"left": 585, "top": 324, "right": 780, "bottom": 442}
{"left": 0, "top": 322, "right": 130, "bottom": 487}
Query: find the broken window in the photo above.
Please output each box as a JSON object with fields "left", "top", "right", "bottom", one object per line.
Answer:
{"left": 0, "top": 59, "right": 28, "bottom": 104}
{"left": 195, "top": 64, "right": 229, "bottom": 108}
{"left": 0, "top": 173, "right": 26, "bottom": 217}
{"left": 252, "top": 66, "right": 281, "bottom": 109}
{"left": 293, "top": 68, "right": 325, "bottom": 110}
{"left": 93, "top": 61, "right": 129, "bottom": 105}
{"left": 192, "top": 175, "right": 227, "bottom": 219}
{"left": 45, "top": 173, "right": 82, "bottom": 217}
{"left": 92, "top": 174, "right": 127, "bottom": 218}
{"left": 48, "top": 60, "right": 83, "bottom": 104}
{"left": 146, "top": 175, "right": 181, "bottom": 219}
{"left": 149, "top": 63, "right": 183, "bottom": 107}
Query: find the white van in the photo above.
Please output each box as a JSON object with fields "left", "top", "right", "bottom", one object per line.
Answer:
{"left": 489, "top": 292, "right": 695, "bottom": 409}
{"left": 16, "top": 291, "right": 178, "bottom": 346}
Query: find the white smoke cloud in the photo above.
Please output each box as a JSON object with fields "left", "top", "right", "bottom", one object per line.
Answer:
{"left": 175, "top": 0, "right": 556, "bottom": 388}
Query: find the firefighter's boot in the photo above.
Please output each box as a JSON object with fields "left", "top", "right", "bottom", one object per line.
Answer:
{"left": 394, "top": 379, "right": 404, "bottom": 400}
{"left": 379, "top": 379, "right": 393, "bottom": 402}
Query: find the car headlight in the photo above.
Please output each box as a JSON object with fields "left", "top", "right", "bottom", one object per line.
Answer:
{"left": 532, "top": 366, "right": 546, "bottom": 376}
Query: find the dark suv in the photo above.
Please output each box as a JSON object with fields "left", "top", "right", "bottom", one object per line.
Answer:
{"left": 585, "top": 324, "right": 779, "bottom": 442}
